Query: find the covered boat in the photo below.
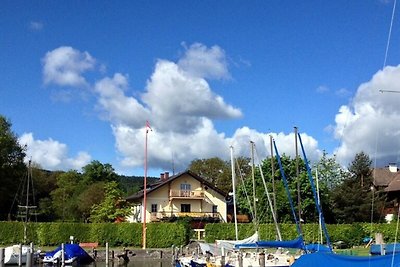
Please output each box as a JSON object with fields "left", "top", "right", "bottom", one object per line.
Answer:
{"left": 292, "top": 252, "right": 400, "bottom": 267}
{"left": 43, "top": 244, "right": 94, "bottom": 264}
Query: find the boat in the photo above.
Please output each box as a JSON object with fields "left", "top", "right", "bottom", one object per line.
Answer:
{"left": 43, "top": 244, "right": 94, "bottom": 265}
{"left": 4, "top": 245, "right": 32, "bottom": 265}
{"left": 292, "top": 252, "right": 400, "bottom": 267}
{"left": 6, "top": 160, "right": 38, "bottom": 265}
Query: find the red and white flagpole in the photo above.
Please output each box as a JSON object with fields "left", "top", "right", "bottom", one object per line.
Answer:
{"left": 142, "top": 120, "right": 152, "bottom": 249}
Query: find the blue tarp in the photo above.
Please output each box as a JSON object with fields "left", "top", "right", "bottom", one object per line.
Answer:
{"left": 234, "top": 236, "right": 304, "bottom": 249}
{"left": 45, "top": 244, "right": 94, "bottom": 264}
{"left": 304, "top": 243, "right": 331, "bottom": 253}
{"left": 292, "top": 252, "right": 400, "bottom": 267}
{"left": 370, "top": 243, "right": 400, "bottom": 255}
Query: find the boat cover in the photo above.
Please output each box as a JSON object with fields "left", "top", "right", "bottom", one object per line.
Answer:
{"left": 215, "top": 232, "right": 259, "bottom": 251}
{"left": 234, "top": 236, "right": 304, "bottom": 249}
{"left": 304, "top": 243, "right": 331, "bottom": 253}
{"left": 44, "top": 244, "right": 94, "bottom": 264}
{"left": 292, "top": 252, "right": 400, "bottom": 267}
{"left": 370, "top": 243, "right": 400, "bottom": 255}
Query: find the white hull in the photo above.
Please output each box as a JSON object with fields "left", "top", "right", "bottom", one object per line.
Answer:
{"left": 4, "top": 245, "right": 30, "bottom": 265}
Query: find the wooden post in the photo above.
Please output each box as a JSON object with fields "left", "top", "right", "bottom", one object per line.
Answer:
{"left": 18, "top": 244, "right": 22, "bottom": 267}
{"left": 259, "top": 252, "right": 265, "bottom": 267}
{"left": 61, "top": 243, "right": 65, "bottom": 267}
{"left": 0, "top": 247, "right": 5, "bottom": 267}
{"left": 238, "top": 251, "right": 243, "bottom": 267}
{"left": 26, "top": 251, "right": 32, "bottom": 267}
{"left": 105, "top": 242, "right": 109, "bottom": 265}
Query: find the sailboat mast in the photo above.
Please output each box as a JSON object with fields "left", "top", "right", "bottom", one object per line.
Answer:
{"left": 294, "top": 127, "right": 302, "bottom": 225}
{"left": 270, "top": 135, "right": 277, "bottom": 223}
{"left": 230, "top": 146, "right": 239, "bottom": 241}
{"left": 142, "top": 121, "right": 151, "bottom": 249}
{"left": 250, "top": 141, "right": 258, "bottom": 231}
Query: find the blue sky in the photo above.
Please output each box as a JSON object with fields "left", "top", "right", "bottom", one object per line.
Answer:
{"left": 2, "top": 1, "right": 400, "bottom": 176}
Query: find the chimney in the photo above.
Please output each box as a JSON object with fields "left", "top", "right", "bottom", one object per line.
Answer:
{"left": 165, "top": 171, "right": 169, "bottom": 180}
{"left": 160, "top": 173, "right": 165, "bottom": 180}
{"left": 389, "top": 163, "right": 398, "bottom": 173}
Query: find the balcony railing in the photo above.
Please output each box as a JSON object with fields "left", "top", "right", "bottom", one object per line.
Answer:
{"left": 150, "top": 211, "right": 221, "bottom": 222}
{"left": 169, "top": 190, "right": 205, "bottom": 198}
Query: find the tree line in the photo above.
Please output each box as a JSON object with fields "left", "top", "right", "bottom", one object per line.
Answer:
{"left": 1, "top": 114, "right": 384, "bottom": 224}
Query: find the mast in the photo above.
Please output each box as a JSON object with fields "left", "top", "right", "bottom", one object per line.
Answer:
{"left": 142, "top": 121, "right": 151, "bottom": 249}
{"left": 250, "top": 141, "right": 258, "bottom": 232}
{"left": 230, "top": 146, "right": 239, "bottom": 241}
{"left": 316, "top": 168, "right": 323, "bottom": 244}
{"left": 297, "top": 133, "right": 332, "bottom": 251}
{"left": 270, "top": 135, "right": 277, "bottom": 224}
{"left": 294, "top": 126, "right": 301, "bottom": 226}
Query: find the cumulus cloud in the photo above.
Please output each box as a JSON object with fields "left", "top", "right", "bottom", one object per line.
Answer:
{"left": 178, "top": 43, "right": 230, "bottom": 80}
{"left": 333, "top": 65, "right": 400, "bottom": 167}
{"left": 40, "top": 43, "right": 321, "bottom": 172}
{"left": 19, "top": 133, "right": 91, "bottom": 171}
{"left": 42, "top": 46, "right": 95, "bottom": 87}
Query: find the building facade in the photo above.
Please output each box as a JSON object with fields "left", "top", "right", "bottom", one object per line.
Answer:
{"left": 126, "top": 170, "right": 227, "bottom": 223}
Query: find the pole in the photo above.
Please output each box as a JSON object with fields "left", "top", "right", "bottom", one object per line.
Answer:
{"left": 0, "top": 247, "right": 4, "bottom": 267}
{"left": 230, "top": 146, "right": 239, "bottom": 241}
{"left": 250, "top": 141, "right": 258, "bottom": 231}
{"left": 106, "top": 242, "right": 109, "bottom": 265}
{"left": 143, "top": 121, "right": 150, "bottom": 249}
{"left": 316, "top": 168, "right": 323, "bottom": 244}
{"left": 294, "top": 127, "right": 301, "bottom": 225}
{"left": 270, "top": 135, "right": 277, "bottom": 224}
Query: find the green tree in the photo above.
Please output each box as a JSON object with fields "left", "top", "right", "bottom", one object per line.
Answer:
{"left": 331, "top": 152, "right": 381, "bottom": 223}
{"left": 90, "top": 181, "right": 132, "bottom": 222}
{"left": 0, "top": 116, "right": 26, "bottom": 220}
{"left": 81, "top": 160, "right": 117, "bottom": 184}
{"left": 314, "top": 151, "right": 344, "bottom": 190}
{"left": 189, "top": 157, "right": 231, "bottom": 192}
{"left": 50, "top": 170, "right": 82, "bottom": 221}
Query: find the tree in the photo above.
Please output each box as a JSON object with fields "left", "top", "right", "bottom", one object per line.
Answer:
{"left": 313, "top": 151, "right": 344, "bottom": 190}
{"left": 330, "top": 152, "right": 382, "bottom": 223}
{"left": 188, "top": 157, "right": 232, "bottom": 193}
{"left": 81, "top": 160, "right": 117, "bottom": 184}
{"left": 50, "top": 170, "right": 83, "bottom": 221}
{"left": 0, "top": 116, "right": 26, "bottom": 220}
{"left": 90, "top": 181, "right": 132, "bottom": 222}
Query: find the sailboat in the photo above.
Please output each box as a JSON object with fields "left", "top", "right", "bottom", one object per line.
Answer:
{"left": 291, "top": 132, "right": 400, "bottom": 267}
{"left": 5, "top": 160, "right": 37, "bottom": 265}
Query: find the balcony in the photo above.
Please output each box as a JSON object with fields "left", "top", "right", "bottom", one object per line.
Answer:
{"left": 150, "top": 211, "right": 222, "bottom": 222}
{"left": 169, "top": 190, "right": 205, "bottom": 199}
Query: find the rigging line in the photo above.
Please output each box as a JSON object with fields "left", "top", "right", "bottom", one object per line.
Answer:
{"left": 391, "top": 204, "right": 400, "bottom": 267}
{"left": 383, "top": 0, "right": 397, "bottom": 69}
{"left": 235, "top": 157, "right": 255, "bottom": 221}
{"left": 253, "top": 143, "right": 282, "bottom": 241}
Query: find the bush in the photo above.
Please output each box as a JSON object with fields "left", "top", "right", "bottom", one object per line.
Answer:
{"left": 0, "top": 221, "right": 188, "bottom": 248}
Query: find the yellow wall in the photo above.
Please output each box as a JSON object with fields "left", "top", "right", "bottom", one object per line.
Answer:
{"left": 131, "top": 173, "right": 227, "bottom": 223}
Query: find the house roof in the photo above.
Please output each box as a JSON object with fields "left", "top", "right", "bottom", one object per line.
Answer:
{"left": 385, "top": 178, "right": 400, "bottom": 192}
{"left": 125, "top": 169, "right": 227, "bottom": 202}
{"left": 373, "top": 168, "right": 400, "bottom": 187}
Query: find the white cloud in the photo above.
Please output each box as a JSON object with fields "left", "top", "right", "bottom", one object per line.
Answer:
{"left": 335, "top": 87, "right": 351, "bottom": 98}
{"left": 42, "top": 46, "right": 95, "bottom": 87}
{"left": 29, "top": 21, "right": 43, "bottom": 31}
{"left": 94, "top": 73, "right": 150, "bottom": 127}
{"left": 19, "top": 133, "right": 91, "bottom": 171}
{"left": 178, "top": 43, "right": 231, "bottom": 80}
{"left": 40, "top": 43, "right": 321, "bottom": 173}
{"left": 316, "top": 85, "right": 329, "bottom": 93}
{"left": 333, "top": 65, "right": 400, "bottom": 167}
{"left": 142, "top": 60, "right": 242, "bottom": 133}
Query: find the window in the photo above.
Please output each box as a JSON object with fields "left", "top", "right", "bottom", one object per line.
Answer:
{"left": 212, "top": 205, "right": 218, "bottom": 213}
{"left": 181, "top": 204, "right": 191, "bottom": 213}
{"left": 151, "top": 204, "right": 157, "bottom": 213}
{"left": 180, "top": 183, "right": 191, "bottom": 196}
